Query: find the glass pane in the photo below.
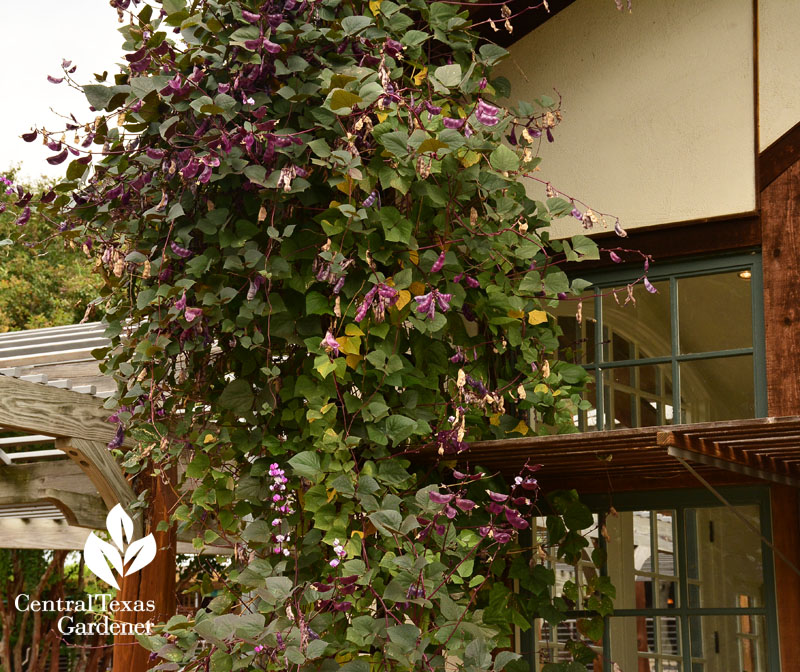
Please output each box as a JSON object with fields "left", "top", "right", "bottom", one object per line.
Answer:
{"left": 684, "top": 505, "right": 763, "bottom": 608}
{"left": 602, "top": 278, "right": 671, "bottom": 360}
{"left": 608, "top": 616, "right": 682, "bottom": 671}
{"left": 556, "top": 294, "right": 596, "bottom": 364}
{"left": 606, "top": 511, "right": 680, "bottom": 610}
{"left": 678, "top": 271, "right": 753, "bottom": 354}
{"left": 689, "top": 615, "right": 766, "bottom": 671}
{"left": 679, "top": 355, "right": 754, "bottom": 423}
{"left": 535, "top": 618, "right": 602, "bottom": 670}
{"left": 602, "top": 364, "right": 674, "bottom": 428}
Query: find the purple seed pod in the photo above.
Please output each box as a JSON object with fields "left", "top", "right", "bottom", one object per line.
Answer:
{"left": 21, "top": 130, "right": 38, "bottom": 142}
{"left": 557, "top": 292, "right": 568, "bottom": 300}
{"left": 362, "top": 190, "right": 378, "bottom": 208}
{"left": 333, "top": 276, "right": 346, "bottom": 294}
{"left": 47, "top": 75, "right": 64, "bottom": 84}
{"left": 170, "top": 241, "right": 193, "bottom": 259}
{"left": 643, "top": 277, "right": 658, "bottom": 294}
{"left": 546, "top": 128, "right": 554, "bottom": 143}
{"left": 443, "top": 117, "right": 465, "bottom": 130}
{"left": 479, "top": 77, "right": 488, "bottom": 90}
{"left": 615, "top": 220, "right": 628, "bottom": 238}
{"left": 431, "top": 250, "right": 446, "bottom": 273}
{"left": 465, "top": 276, "right": 480, "bottom": 289}
{"left": 47, "top": 149, "right": 68, "bottom": 165}
{"left": 242, "top": 9, "right": 260, "bottom": 22}
{"left": 108, "top": 424, "right": 125, "bottom": 449}
{"left": 429, "top": 491, "right": 454, "bottom": 504}
{"left": 609, "top": 251, "right": 622, "bottom": 263}
{"left": 15, "top": 207, "right": 31, "bottom": 226}
{"left": 644, "top": 257, "right": 650, "bottom": 271}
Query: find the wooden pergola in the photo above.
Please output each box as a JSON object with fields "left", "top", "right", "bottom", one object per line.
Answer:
{"left": 416, "top": 416, "right": 800, "bottom": 494}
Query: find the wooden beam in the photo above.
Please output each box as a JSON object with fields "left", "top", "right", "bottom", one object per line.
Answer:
{"left": 0, "top": 519, "right": 87, "bottom": 550}
{"left": 760, "top": 120, "right": 800, "bottom": 190}
{"left": 0, "top": 460, "right": 106, "bottom": 529}
{"left": 56, "top": 438, "right": 137, "bottom": 512}
{"left": 761, "top": 160, "right": 800, "bottom": 416}
{"left": 0, "top": 374, "right": 131, "bottom": 446}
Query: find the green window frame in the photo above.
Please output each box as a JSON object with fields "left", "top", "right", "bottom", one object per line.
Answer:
{"left": 562, "top": 252, "right": 767, "bottom": 430}
{"left": 524, "top": 486, "right": 781, "bottom": 671}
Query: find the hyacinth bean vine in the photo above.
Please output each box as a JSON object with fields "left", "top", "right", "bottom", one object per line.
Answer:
{"left": 9, "top": 0, "right": 651, "bottom": 669}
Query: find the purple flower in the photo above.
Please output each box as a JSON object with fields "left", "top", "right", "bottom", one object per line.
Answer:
{"left": 479, "top": 77, "right": 488, "bottom": 90}
{"left": 643, "top": 277, "right": 658, "bottom": 294}
{"left": 322, "top": 330, "right": 340, "bottom": 355}
{"left": 474, "top": 99, "right": 500, "bottom": 126}
{"left": 174, "top": 292, "right": 187, "bottom": 311}
{"left": 431, "top": 250, "right": 446, "bottom": 273}
{"left": 571, "top": 208, "right": 582, "bottom": 220}
{"left": 184, "top": 306, "right": 203, "bottom": 322}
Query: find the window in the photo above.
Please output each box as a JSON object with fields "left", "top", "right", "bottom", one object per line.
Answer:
{"left": 525, "top": 488, "right": 780, "bottom": 671}
{"left": 556, "top": 254, "right": 766, "bottom": 430}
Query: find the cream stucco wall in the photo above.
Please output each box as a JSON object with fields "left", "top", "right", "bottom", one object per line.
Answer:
{"left": 498, "top": 0, "right": 756, "bottom": 236}
{"left": 758, "top": 0, "right": 800, "bottom": 150}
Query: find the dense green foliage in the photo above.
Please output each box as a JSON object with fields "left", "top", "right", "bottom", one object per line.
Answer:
{"left": 0, "top": 171, "right": 98, "bottom": 331}
{"left": 12, "top": 0, "right": 629, "bottom": 669}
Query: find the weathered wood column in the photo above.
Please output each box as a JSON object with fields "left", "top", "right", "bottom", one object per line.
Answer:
{"left": 761, "top": 155, "right": 800, "bottom": 670}
{"left": 113, "top": 469, "right": 178, "bottom": 672}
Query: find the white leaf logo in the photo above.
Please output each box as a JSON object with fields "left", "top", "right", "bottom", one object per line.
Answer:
{"left": 83, "top": 504, "right": 157, "bottom": 588}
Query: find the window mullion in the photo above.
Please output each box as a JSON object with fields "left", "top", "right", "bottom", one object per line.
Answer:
{"left": 670, "top": 276, "right": 681, "bottom": 424}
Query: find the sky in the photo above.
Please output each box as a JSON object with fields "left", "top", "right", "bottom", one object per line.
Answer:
{"left": 0, "top": 1, "right": 125, "bottom": 183}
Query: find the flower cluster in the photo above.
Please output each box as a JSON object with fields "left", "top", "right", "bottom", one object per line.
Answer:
{"left": 355, "top": 283, "right": 399, "bottom": 322}
{"left": 414, "top": 289, "right": 452, "bottom": 320}
{"left": 0, "top": 175, "right": 13, "bottom": 196}
{"left": 328, "top": 538, "right": 347, "bottom": 568}
{"left": 268, "top": 463, "right": 293, "bottom": 557}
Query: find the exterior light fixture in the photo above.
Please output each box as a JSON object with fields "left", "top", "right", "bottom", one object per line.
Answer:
{"left": 738, "top": 269, "right": 752, "bottom": 280}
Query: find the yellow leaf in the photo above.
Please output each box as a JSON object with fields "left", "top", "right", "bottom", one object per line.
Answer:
{"left": 408, "top": 250, "right": 419, "bottom": 265}
{"left": 528, "top": 310, "right": 548, "bottom": 325}
{"left": 395, "top": 289, "right": 411, "bottom": 310}
{"left": 326, "top": 488, "right": 337, "bottom": 503}
{"left": 345, "top": 323, "right": 364, "bottom": 336}
{"left": 511, "top": 420, "right": 529, "bottom": 435}
{"left": 320, "top": 403, "right": 335, "bottom": 414}
{"left": 346, "top": 354, "right": 363, "bottom": 369}
{"left": 413, "top": 67, "right": 428, "bottom": 86}
{"left": 459, "top": 150, "right": 482, "bottom": 168}
{"left": 336, "top": 178, "right": 353, "bottom": 195}
{"left": 338, "top": 335, "right": 361, "bottom": 355}
{"left": 376, "top": 111, "right": 388, "bottom": 123}
{"left": 203, "top": 433, "right": 214, "bottom": 444}
{"left": 489, "top": 413, "right": 501, "bottom": 426}
{"left": 351, "top": 529, "right": 365, "bottom": 539}
{"left": 507, "top": 309, "right": 525, "bottom": 319}
{"left": 410, "top": 281, "right": 426, "bottom": 295}
{"left": 369, "top": 0, "right": 382, "bottom": 15}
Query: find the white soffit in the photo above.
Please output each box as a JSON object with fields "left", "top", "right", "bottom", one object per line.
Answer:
{"left": 499, "top": 0, "right": 756, "bottom": 236}
{"left": 758, "top": 0, "right": 800, "bottom": 150}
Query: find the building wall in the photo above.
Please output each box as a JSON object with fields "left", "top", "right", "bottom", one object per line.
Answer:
{"left": 498, "top": 0, "right": 756, "bottom": 235}
{"left": 758, "top": 0, "right": 800, "bottom": 151}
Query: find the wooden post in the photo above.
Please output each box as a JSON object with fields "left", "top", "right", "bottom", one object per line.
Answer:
{"left": 761, "top": 160, "right": 800, "bottom": 415}
{"left": 761, "top": 157, "right": 800, "bottom": 670}
{"left": 112, "top": 469, "right": 177, "bottom": 672}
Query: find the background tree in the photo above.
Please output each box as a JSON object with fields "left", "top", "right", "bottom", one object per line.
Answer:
{"left": 0, "top": 170, "right": 98, "bottom": 332}
{"left": 11, "top": 0, "right": 643, "bottom": 670}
